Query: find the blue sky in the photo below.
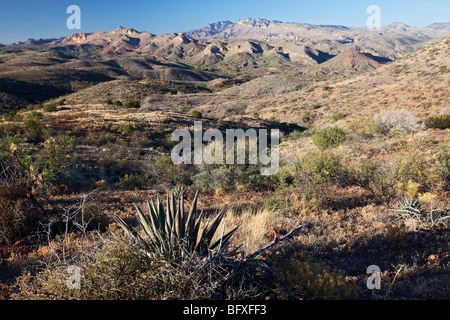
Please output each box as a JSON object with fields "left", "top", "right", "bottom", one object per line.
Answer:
{"left": 0, "top": 0, "right": 449, "bottom": 44}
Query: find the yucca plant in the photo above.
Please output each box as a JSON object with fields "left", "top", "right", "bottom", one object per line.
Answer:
{"left": 115, "top": 189, "right": 239, "bottom": 259}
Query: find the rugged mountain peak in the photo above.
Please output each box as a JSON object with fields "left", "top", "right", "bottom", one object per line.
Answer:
{"left": 113, "top": 26, "right": 140, "bottom": 36}
{"left": 62, "top": 32, "right": 91, "bottom": 43}
{"left": 236, "top": 18, "right": 281, "bottom": 28}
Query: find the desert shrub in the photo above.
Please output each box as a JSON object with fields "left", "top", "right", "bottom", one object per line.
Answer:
{"left": 25, "top": 120, "right": 45, "bottom": 141}
{"left": 332, "top": 112, "right": 346, "bottom": 121}
{"left": 385, "top": 225, "right": 408, "bottom": 249}
{"left": 438, "top": 107, "right": 450, "bottom": 115}
{"left": 425, "top": 114, "right": 450, "bottom": 130}
{"left": 0, "top": 181, "right": 43, "bottom": 244}
{"left": 101, "top": 99, "right": 113, "bottom": 105}
{"left": 346, "top": 115, "right": 378, "bottom": 141}
{"left": 191, "top": 164, "right": 264, "bottom": 194}
{"left": 43, "top": 103, "right": 58, "bottom": 112}
{"left": 312, "top": 127, "right": 346, "bottom": 150}
{"left": 374, "top": 109, "right": 418, "bottom": 136}
{"left": 26, "top": 111, "right": 43, "bottom": 120}
{"left": 348, "top": 159, "right": 399, "bottom": 198}
{"left": 112, "top": 100, "right": 122, "bottom": 106}
{"left": 75, "top": 203, "right": 109, "bottom": 232}
{"left": 143, "top": 154, "right": 193, "bottom": 190}
{"left": 310, "top": 103, "right": 321, "bottom": 110}
{"left": 122, "top": 124, "right": 134, "bottom": 134}
{"left": 348, "top": 144, "right": 446, "bottom": 199}
{"left": 178, "top": 106, "right": 188, "bottom": 113}
{"left": 394, "top": 150, "right": 443, "bottom": 193}
{"left": 293, "top": 151, "right": 348, "bottom": 198}
{"left": 268, "top": 253, "right": 357, "bottom": 300}
{"left": 3, "top": 111, "right": 17, "bottom": 121}
{"left": 115, "top": 173, "right": 149, "bottom": 190}
{"left": 0, "top": 135, "right": 76, "bottom": 195}
{"left": 282, "top": 129, "right": 313, "bottom": 142}
{"left": 23, "top": 112, "right": 46, "bottom": 142}
{"left": 191, "top": 110, "right": 203, "bottom": 119}
{"left": 13, "top": 190, "right": 303, "bottom": 300}
{"left": 123, "top": 101, "right": 141, "bottom": 109}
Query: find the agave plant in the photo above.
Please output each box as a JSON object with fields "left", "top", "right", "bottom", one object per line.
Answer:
{"left": 115, "top": 189, "right": 239, "bottom": 259}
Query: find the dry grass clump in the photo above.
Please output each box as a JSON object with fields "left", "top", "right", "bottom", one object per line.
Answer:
{"left": 221, "top": 208, "right": 276, "bottom": 254}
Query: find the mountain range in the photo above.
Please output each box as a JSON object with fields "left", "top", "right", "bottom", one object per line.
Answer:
{"left": 0, "top": 18, "right": 449, "bottom": 111}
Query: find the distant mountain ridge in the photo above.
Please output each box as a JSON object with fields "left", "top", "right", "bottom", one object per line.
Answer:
{"left": 1, "top": 18, "right": 449, "bottom": 111}
{"left": 185, "top": 18, "right": 450, "bottom": 60}
{"left": 186, "top": 18, "right": 450, "bottom": 40}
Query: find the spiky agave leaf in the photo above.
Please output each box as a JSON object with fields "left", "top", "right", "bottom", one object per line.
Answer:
{"left": 118, "top": 189, "right": 239, "bottom": 259}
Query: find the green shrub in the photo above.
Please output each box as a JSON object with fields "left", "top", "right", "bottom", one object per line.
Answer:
{"left": 115, "top": 173, "right": 149, "bottom": 190}
{"left": 24, "top": 117, "right": 46, "bottom": 141}
{"left": 43, "top": 103, "right": 58, "bottom": 112}
{"left": 295, "top": 151, "right": 347, "bottom": 187}
{"left": 25, "top": 111, "right": 43, "bottom": 120}
{"left": 3, "top": 111, "right": 17, "bottom": 121}
{"left": 332, "top": 112, "right": 346, "bottom": 122}
{"left": 425, "top": 114, "right": 450, "bottom": 130}
{"left": 312, "top": 127, "right": 346, "bottom": 150}
{"left": 101, "top": 99, "right": 113, "bottom": 105}
{"left": 122, "top": 124, "right": 134, "bottom": 134}
{"left": 347, "top": 159, "right": 398, "bottom": 198}
{"left": 191, "top": 110, "right": 203, "bottom": 119}
{"left": 112, "top": 100, "right": 123, "bottom": 106}
{"left": 282, "top": 130, "right": 313, "bottom": 142}
{"left": 178, "top": 106, "right": 188, "bottom": 113}
{"left": 123, "top": 101, "right": 141, "bottom": 109}
{"left": 310, "top": 103, "right": 321, "bottom": 110}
